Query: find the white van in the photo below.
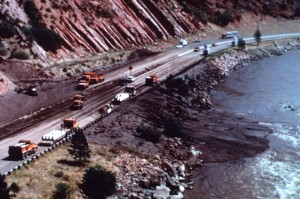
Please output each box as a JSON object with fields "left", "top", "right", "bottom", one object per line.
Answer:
{"left": 221, "top": 31, "right": 239, "bottom": 39}
{"left": 176, "top": 38, "right": 188, "bottom": 48}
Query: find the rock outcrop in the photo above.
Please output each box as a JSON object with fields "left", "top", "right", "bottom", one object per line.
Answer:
{"left": 0, "top": 0, "right": 202, "bottom": 61}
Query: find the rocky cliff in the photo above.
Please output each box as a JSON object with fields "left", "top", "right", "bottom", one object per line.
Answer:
{"left": 0, "top": 0, "right": 202, "bottom": 61}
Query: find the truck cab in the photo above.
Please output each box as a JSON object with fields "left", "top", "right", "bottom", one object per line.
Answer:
{"left": 63, "top": 118, "right": 79, "bottom": 129}
{"left": 145, "top": 75, "right": 158, "bottom": 86}
{"left": 125, "top": 86, "right": 136, "bottom": 96}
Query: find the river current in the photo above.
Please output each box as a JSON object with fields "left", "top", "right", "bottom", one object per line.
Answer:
{"left": 211, "top": 50, "right": 300, "bottom": 199}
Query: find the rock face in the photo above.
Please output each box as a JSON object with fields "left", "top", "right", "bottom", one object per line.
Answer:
{"left": 0, "top": 0, "right": 202, "bottom": 61}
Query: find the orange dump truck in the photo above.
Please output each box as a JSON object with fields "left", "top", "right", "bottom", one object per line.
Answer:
{"left": 72, "top": 94, "right": 84, "bottom": 110}
{"left": 77, "top": 72, "right": 95, "bottom": 89}
{"left": 62, "top": 118, "right": 79, "bottom": 129}
{"left": 9, "top": 140, "right": 38, "bottom": 160}
{"left": 90, "top": 74, "right": 105, "bottom": 84}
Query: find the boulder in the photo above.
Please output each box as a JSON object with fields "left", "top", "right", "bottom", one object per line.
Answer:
{"left": 153, "top": 185, "right": 171, "bottom": 199}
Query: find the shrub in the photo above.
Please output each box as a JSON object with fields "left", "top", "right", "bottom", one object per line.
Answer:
{"left": 10, "top": 50, "right": 30, "bottom": 60}
{"left": 0, "top": 47, "right": 8, "bottom": 56}
{"left": 0, "top": 22, "right": 17, "bottom": 38}
{"left": 80, "top": 165, "right": 116, "bottom": 199}
{"left": 165, "top": 76, "right": 190, "bottom": 96}
{"left": 163, "top": 118, "right": 187, "bottom": 139}
{"left": 137, "top": 124, "right": 161, "bottom": 143}
{"left": 31, "top": 26, "right": 63, "bottom": 52}
{"left": 217, "top": 10, "right": 234, "bottom": 26}
{"left": 294, "top": 6, "right": 300, "bottom": 17}
{"left": 9, "top": 182, "right": 20, "bottom": 197}
{"left": 96, "top": 8, "right": 114, "bottom": 18}
{"left": 238, "top": 38, "right": 246, "bottom": 50}
{"left": 52, "top": 182, "right": 73, "bottom": 199}
{"left": 24, "top": 0, "right": 42, "bottom": 26}
{"left": 54, "top": 171, "right": 64, "bottom": 178}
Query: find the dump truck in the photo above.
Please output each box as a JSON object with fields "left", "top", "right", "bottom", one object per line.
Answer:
{"left": 77, "top": 72, "right": 96, "bottom": 89}
{"left": 145, "top": 75, "right": 159, "bottom": 86}
{"left": 124, "top": 86, "right": 136, "bottom": 96}
{"left": 98, "top": 103, "right": 113, "bottom": 117}
{"left": 9, "top": 140, "right": 38, "bottom": 160}
{"left": 62, "top": 118, "right": 79, "bottom": 129}
{"left": 39, "top": 119, "right": 78, "bottom": 146}
{"left": 111, "top": 92, "right": 130, "bottom": 105}
{"left": 90, "top": 74, "right": 105, "bottom": 84}
{"left": 71, "top": 94, "right": 84, "bottom": 110}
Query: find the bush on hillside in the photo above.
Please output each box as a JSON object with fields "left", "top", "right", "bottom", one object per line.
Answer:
{"left": 163, "top": 118, "right": 187, "bottom": 139}
{"left": 31, "top": 26, "right": 63, "bottom": 52}
{"left": 0, "top": 22, "right": 17, "bottom": 38}
{"left": 165, "top": 75, "right": 190, "bottom": 96}
{"left": 10, "top": 50, "right": 30, "bottom": 60}
{"left": 216, "top": 10, "right": 234, "bottom": 26}
{"left": 80, "top": 165, "right": 116, "bottom": 199}
{"left": 137, "top": 124, "right": 161, "bottom": 143}
{"left": 52, "top": 182, "right": 73, "bottom": 199}
{"left": 96, "top": 8, "right": 114, "bottom": 18}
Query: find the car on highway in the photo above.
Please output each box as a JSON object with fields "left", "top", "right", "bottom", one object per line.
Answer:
{"left": 194, "top": 47, "right": 200, "bottom": 52}
{"left": 125, "top": 76, "right": 136, "bottom": 83}
{"left": 176, "top": 44, "right": 184, "bottom": 48}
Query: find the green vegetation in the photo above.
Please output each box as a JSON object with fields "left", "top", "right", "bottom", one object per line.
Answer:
{"left": 254, "top": 28, "right": 262, "bottom": 46}
{"left": 80, "top": 165, "right": 116, "bottom": 199}
{"left": 217, "top": 10, "right": 234, "bottom": 26}
{"left": 137, "top": 124, "right": 161, "bottom": 143}
{"left": 238, "top": 38, "right": 246, "bottom": 50}
{"left": 96, "top": 8, "right": 114, "bottom": 19}
{"left": 10, "top": 50, "right": 30, "bottom": 60}
{"left": 9, "top": 182, "right": 20, "bottom": 197}
{"left": 0, "top": 175, "right": 10, "bottom": 199}
{"left": 165, "top": 75, "right": 190, "bottom": 96}
{"left": 23, "top": 0, "right": 63, "bottom": 52}
{"left": 52, "top": 182, "right": 73, "bottom": 199}
{"left": 163, "top": 118, "right": 187, "bottom": 139}
{"left": 0, "top": 21, "right": 17, "bottom": 38}
{"left": 68, "top": 129, "right": 91, "bottom": 164}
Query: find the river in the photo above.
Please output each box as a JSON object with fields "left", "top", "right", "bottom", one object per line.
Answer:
{"left": 206, "top": 50, "right": 300, "bottom": 199}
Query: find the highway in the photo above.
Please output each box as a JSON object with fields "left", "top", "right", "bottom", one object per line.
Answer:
{"left": 0, "top": 32, "right": 299, "bottom": 174}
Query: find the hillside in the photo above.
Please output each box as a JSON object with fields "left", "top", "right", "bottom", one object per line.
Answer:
{"left": 0, "top": 0, "right": 299, "bottom": 63}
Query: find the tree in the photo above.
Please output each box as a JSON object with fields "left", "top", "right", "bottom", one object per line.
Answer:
{"left": 52, "top": 182, "right": 73, "bottom": 199}
{"left": 129, "top": 65, "right": 133, "bottom": 76}
{"left": 0, "top": 22, "right": 17, "bottom": 38}
{"left": 238, "top": 38, "right": 246, "bottom": 50}
{"left": 68, "top": 129, "right": 91, "bottom": 164}
{"left": 80, "top": 165, "right": 116, "bottom": 199}
{"left": 9, "top": 182, "right": 20, "bottom": 197}
{"left": 0, "top": 175, "right": 10, "bottom": 199}
{"left": 254, "top": 28, "right": 262, "bottom": 46}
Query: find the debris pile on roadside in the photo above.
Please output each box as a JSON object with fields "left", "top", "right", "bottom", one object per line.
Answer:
{"left": 110, "top": 138, "right": 202, "bottom": 199}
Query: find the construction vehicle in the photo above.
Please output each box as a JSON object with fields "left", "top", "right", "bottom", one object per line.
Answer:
{"left": 71, "top": 94, "right": 84, "bottom": 110}
{"left": 39, "top": 119, "right": 78, "bottom": 146}
{"left": 145, "top": 75, "right": 159, "bottom": 86}
{"left": 9, "top": 140, "right": 38, "bottom": 160}
{"left": 220, "top": 31, "right": 239, "bottom": 39}
{"left": 62, "top": 118, "right": 79, "bottom": 129}
{"left": 98, "top": 103, "right": 113, "bottom": 117}
{"left": 111, "top": 92, "right": 130, "bottom": 105}
{"left": 124, "top": 86, "right": 136, "bottom": 96}
{"left": 77, "top": 72, "right": 95, "bottom": 90}
{"left": 203, "top": 44, "right": 211, "bottom": 56}
{"left": 90, "top": 73, "right": 105, "bottom": 84}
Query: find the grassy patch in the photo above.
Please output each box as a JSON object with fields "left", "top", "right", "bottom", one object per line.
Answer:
{"left": 6, "top": 143, "right": 119, "bottom": 198}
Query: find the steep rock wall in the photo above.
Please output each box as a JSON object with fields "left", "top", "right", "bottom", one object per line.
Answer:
{"left": 0, "top": 0, "right": 202, "bottom": 61}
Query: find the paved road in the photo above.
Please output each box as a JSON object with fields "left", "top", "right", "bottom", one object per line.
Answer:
{"left": 0, "top": 32, "right": 299, "bottom": 174}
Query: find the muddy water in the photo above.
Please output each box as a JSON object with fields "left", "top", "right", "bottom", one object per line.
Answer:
{"left": 195, "top": 50, "right": 300, "bottom": 199}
